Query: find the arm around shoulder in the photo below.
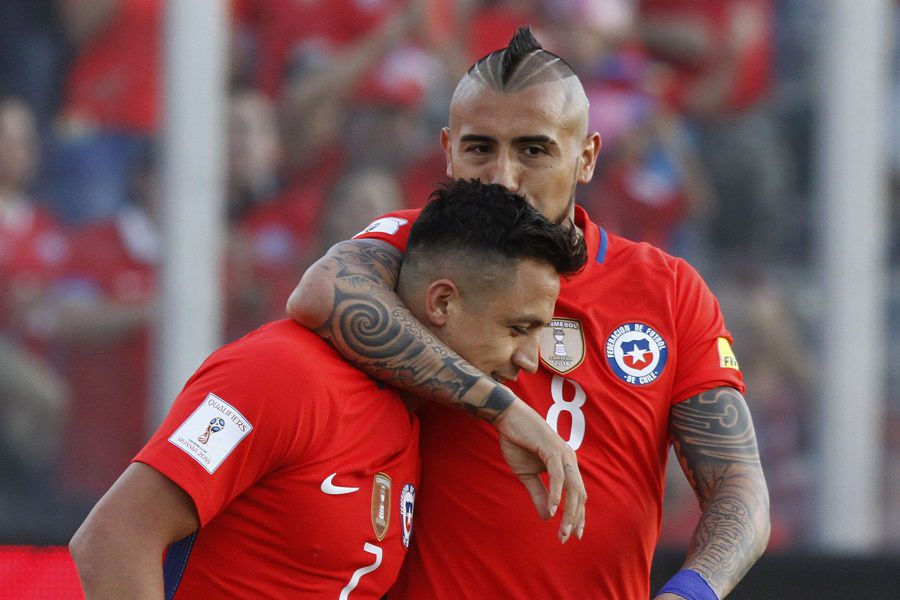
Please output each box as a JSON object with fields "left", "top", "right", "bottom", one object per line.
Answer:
{"left": 70, "top": 463, "right": 200, "bottom": 599}
{"left": 285, "top": 237, "right": 511, "bottom": 418}
{"left": 285, "top": 238, "right": 586, "bottom": 536}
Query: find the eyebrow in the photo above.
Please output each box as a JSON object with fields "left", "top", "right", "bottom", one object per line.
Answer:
{"left": 459, "top": 134, "right": 558, "bottom": 146}
{"left": 511, "top": 315, "right": 551, "bottom": 328}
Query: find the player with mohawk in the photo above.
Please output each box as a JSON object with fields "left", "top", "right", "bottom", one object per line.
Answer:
{"left": 289, "top": 26, "right": 770, "bottom": 600}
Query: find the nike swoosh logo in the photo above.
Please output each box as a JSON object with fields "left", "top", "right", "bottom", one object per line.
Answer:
{"left": 321, "top": 473, "right": 359, "bottom": 495}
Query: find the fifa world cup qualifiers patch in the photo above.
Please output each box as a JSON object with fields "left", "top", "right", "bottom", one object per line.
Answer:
{"left": 371, "top": 473, "right": 392, "bottom": 541}
{"left": 354, "top": 217, "right": 409, "bottom": 237}
{"left": 606, "top": 322, "right": 668, "bottom": 386}
{"left": 168, "top": 393, "right": 253, "bottom": 474}
{"left": 539, "top": 318, "right": 585, "bottom": 375}
{"left": 717, "top": 337, "right": 740, "bottom": 370}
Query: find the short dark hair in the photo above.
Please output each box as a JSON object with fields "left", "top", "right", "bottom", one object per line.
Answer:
{"left": 467, "top": 25, "right": 577, "bottom": 91}
{"left": 407, "top": 179, "right": 586, "bottom": 277}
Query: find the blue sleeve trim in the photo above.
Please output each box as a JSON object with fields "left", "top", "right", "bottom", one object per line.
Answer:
{"left": 658, "top": 569, "right": 719, "bottom": 600}
{"left": 163, "top": 531, "right": 198, "bottom": 600}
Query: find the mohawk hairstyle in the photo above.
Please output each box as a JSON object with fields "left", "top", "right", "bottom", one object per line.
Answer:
{"left": 467, "top": 25, "right": 577, "bottom": 92}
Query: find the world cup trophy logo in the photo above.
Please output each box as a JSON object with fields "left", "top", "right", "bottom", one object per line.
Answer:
{"left": 553, "top": 328, "right": 567, "bottom": 356}
{"left": 198, "top": 417, "right": 225, "bottom": 444}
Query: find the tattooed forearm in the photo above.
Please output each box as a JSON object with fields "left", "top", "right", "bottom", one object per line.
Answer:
{"left": 670, "top": 387, "right": 770, "bottom": 597}
{"left": 313, "top": 241, "right": 513, "bottom": 421}
{"left": 682, "top": 466, "right": 768, "bottom": 594}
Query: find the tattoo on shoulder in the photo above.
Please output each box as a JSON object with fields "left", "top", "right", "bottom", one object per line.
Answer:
{"left": 670, "top": 387, "right": 761, "bottom": 466}
{"left": 328, "top": 240, "right": 404, "bottom": 291}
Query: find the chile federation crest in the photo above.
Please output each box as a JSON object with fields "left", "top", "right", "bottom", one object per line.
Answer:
{"left": 605, "top": 322, "right": 668, "bottom": 386}
{"left": 399, "top": 483, "right": 416, "bottom": 549}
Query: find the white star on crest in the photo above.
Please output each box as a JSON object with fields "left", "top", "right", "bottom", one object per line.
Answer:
{"left": 625, "top": 346, "right": 649, "bottom": 364}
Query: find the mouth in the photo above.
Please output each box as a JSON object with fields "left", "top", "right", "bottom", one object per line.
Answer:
{"left": 492, "top": 372, "right": 518, "bottom": 384}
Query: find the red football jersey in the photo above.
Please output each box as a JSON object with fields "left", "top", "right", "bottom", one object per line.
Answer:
{"left": 355, "top": 206, "right": 743, "bottom": 599}
{"left": 135, "top": 320, "right": 420, "bottom": 599}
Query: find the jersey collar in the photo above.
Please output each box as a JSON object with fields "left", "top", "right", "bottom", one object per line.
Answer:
{"left": 574, "top": 205, "right": 607, "bottom": 264}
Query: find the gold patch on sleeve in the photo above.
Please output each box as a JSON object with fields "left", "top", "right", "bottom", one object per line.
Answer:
{"left": 539, "top": 318, "right": 586, "bottom": 375}
{"left": 371, "top": 473, "right": 391, "bottom": 541}
{"left": 717, "top": 337, "right": 740, "bottom": 370}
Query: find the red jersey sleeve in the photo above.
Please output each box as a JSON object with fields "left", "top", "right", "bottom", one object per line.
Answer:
{"left": 134, "top": 324, "right": 338, "bottom": 525}
{"left": 351, "top": 208, "right": 422, "bottom": 253}
{"left": 670, "top": 258, "right": 745, "bottom": 403}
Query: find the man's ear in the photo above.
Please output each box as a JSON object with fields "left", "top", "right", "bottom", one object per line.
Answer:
{"left": 578, "top": 131, "right": 602, "bottom": 184}
{"left": 424, "top": 278, "right": 458, "bottom": 326}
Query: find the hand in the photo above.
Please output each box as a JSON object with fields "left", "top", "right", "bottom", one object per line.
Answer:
{"left": 493, "top": 398, "right": 587, "bottom": 543}
{"left": 653, "top": 594, "right": 687, "bottom": 600}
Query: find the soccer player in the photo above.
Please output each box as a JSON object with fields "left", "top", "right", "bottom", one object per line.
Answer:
{"left": 69, "top": 179, "right": 587, "bottom": 599}
{"left": 287, "top": 27, "right": 771, "bottom": 600}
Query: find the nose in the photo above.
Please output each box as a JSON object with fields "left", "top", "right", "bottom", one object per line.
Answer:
{"left": 512, "top": 337, "right": 540, "bottom": 375}
{"left": 487, "top": 152, "right": 520, "bottom": 192}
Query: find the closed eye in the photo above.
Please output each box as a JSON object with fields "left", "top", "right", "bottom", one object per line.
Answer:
{"left": 466, "top": 144, "right": 493, "bottom": 154}
{"left": 512, "top": 135, "right": 557, "bottom": 157}
{"left": 459, "top": 134, "right": 496, "bottom": 156}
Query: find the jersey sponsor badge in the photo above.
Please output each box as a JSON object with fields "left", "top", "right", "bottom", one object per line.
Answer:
{"left": 371, "top": 473, "right": 392, "bottom": 541}
{"left": 717, "top": 337, "right": 740, "bottom": 370}
{"left": 605, "top": 322, "right": 668, "bottom": 386}
{"left": 539, "top": 318, "right": 585, "bottom": 375}
{"left": 399, "top": 483, "right": 416, "bottom": 549}
{"left": 168, "top": 393, "right": 253, "bottom": 473}
{"left": 354, "top": 217, "right": 409, "bottom": 237}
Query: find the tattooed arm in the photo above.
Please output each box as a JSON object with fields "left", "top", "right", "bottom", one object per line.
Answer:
{"left": 287, "top": 239, "right": 510, "bottom": 417}
{"left": 287, "top": 239, "right": 586, "bottom": 541}
{"left": 657, "top": 387, "right": 770, "bottom": 599}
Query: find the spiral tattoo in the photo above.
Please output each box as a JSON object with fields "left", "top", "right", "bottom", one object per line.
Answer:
{"left": 313, "top": 240, "right": 513, "bottom": 419}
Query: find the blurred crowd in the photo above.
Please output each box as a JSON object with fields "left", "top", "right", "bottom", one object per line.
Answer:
{"left": 0, "top": 0, "right": 898, "bottom": 552}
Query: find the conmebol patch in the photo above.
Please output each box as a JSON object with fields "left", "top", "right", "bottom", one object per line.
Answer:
{"left": 605, "top": 322, "right": 668, "bottom": 386}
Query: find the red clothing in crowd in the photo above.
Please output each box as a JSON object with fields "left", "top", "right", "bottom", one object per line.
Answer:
{"left": 640, "top": 0, "right": 774, "bottom": 113}
{"left": 0, "top": 199, "right": 68, "bottom": 340}
{"left": 60, "top": 0, "right": 162, "bottom": 132}
{"left": 228, "top": 148, "right": 343, "bottom": 336}
{"left": 238, "top": 0, "right": 405, "bottom": 97}
{"left": 56, "top": 208, "right": 157, "bottom": 498}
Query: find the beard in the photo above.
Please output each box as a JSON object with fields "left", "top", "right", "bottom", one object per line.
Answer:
{"left": 550, "top": 166, "right": 580, "bottom": 227}
{"left": 550, "top": 195, "right": 575, "bottom": 227}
